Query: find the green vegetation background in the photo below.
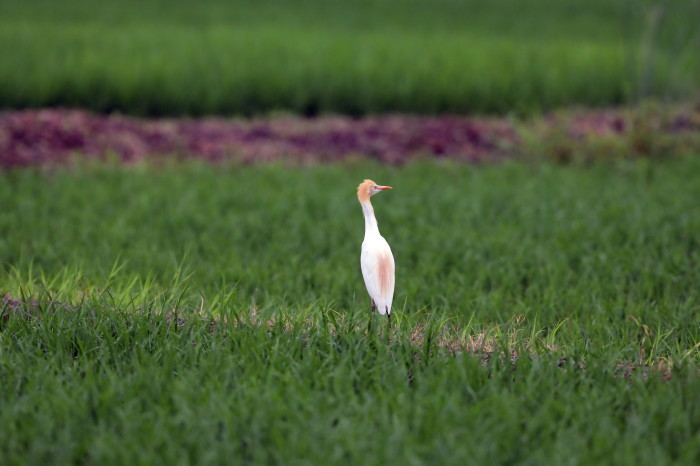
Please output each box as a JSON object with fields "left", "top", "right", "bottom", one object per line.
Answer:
{"left": 1, "top": 0, "right": 699, "bottom": 116}
{"left": 2, "top": 160, "right": 699, "bottom": 464}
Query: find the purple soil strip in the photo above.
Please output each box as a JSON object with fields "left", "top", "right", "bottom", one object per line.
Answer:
{"left": 1, "top": 107, "right": 698, "bottom": 168}
{"left": 0, "top": 109, "right": 513, "bottom": 167}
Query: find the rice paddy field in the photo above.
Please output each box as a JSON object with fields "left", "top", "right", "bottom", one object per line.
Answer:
{"left": 2, "top": 0, "right": 700, "bottom": 464}
{"left": 1, "top": 159, "right": 699, "bottom": 464}
{"left": 1, "top": 0, "right": 699, "bottom": 116}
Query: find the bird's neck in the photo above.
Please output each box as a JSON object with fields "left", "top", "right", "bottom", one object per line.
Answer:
{"left": 361, "top": 200, "right": 380, "bottom": 235}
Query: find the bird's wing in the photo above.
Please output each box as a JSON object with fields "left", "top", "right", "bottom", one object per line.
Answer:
{"left": 360, "top": 241, "right": 379, "bottom": 302}
{"left": 361, "top": 235, "right": 395, "bottom": 315}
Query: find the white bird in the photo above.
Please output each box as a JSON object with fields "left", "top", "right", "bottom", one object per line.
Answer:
{"left": 357, "top": 179, "right": 395, "bottom": 325}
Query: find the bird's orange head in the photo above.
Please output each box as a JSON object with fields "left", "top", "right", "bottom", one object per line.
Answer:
{"left": 357, "top": 179, "right": 392, "bottom": 203}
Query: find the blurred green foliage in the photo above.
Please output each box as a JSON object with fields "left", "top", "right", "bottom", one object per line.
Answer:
{"left": 0, "top": 0, "right": 698, "bottom": 116}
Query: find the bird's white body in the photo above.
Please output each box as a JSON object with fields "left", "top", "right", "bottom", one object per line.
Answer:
{"left": 357, "top": 180, "right": 395, "bottom": 316}
{"left": 361, "top": 230, "right": 395, "bottom": 315}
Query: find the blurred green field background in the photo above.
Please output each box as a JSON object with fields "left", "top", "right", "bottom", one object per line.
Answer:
{"left": 1, "top": 0, "right": 699, "bottom": 116}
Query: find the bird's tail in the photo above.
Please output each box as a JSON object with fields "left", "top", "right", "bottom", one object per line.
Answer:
{"left": 376, "top": 304, "right": 391, "bottom": 316}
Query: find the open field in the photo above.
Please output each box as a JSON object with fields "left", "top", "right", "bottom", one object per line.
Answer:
{"left": 2, "top": 159, "right": 699, "bottom": 463}
{"left": 1, "top": 0, "right": 699, "bottom": 116}
{"left": 3, "top": 1, "right": 698, "bottom": 462}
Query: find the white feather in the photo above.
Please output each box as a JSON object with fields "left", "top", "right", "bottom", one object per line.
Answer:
{"left": 361, "top": 232, "right": 395, "bottom": 315}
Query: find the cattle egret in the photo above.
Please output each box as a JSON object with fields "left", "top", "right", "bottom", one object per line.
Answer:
{"left": 357, "top": 179, "right": 395, "bottom": 325}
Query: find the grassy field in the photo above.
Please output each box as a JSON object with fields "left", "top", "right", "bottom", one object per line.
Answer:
{"left": 1, "top": 0, "right": 699, "bottom": 116}
{"left": 1, "top": 158, "right": 699, "bottom": 464}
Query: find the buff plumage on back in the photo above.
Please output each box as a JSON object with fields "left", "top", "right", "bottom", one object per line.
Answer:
{"left": 357, "top": 179, "right": 375, "bottom": 203}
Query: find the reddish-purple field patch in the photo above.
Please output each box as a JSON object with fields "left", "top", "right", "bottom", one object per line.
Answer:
{"left": 1, "top": 105, "right": 699, "bottom": 168}
{"left": 0, "top": 109, "right": 517, "bottom": 167}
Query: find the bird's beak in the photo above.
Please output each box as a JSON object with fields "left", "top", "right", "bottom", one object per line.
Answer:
{"left": 376, "top": 185, "right": 392, "bottom": 190}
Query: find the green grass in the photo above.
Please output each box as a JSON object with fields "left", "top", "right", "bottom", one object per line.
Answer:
{"left": 1, "top": 0, "right": 699, "bottom": 116}
{"left": 1, "top": 158, "right": 699, "bottom": 464}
